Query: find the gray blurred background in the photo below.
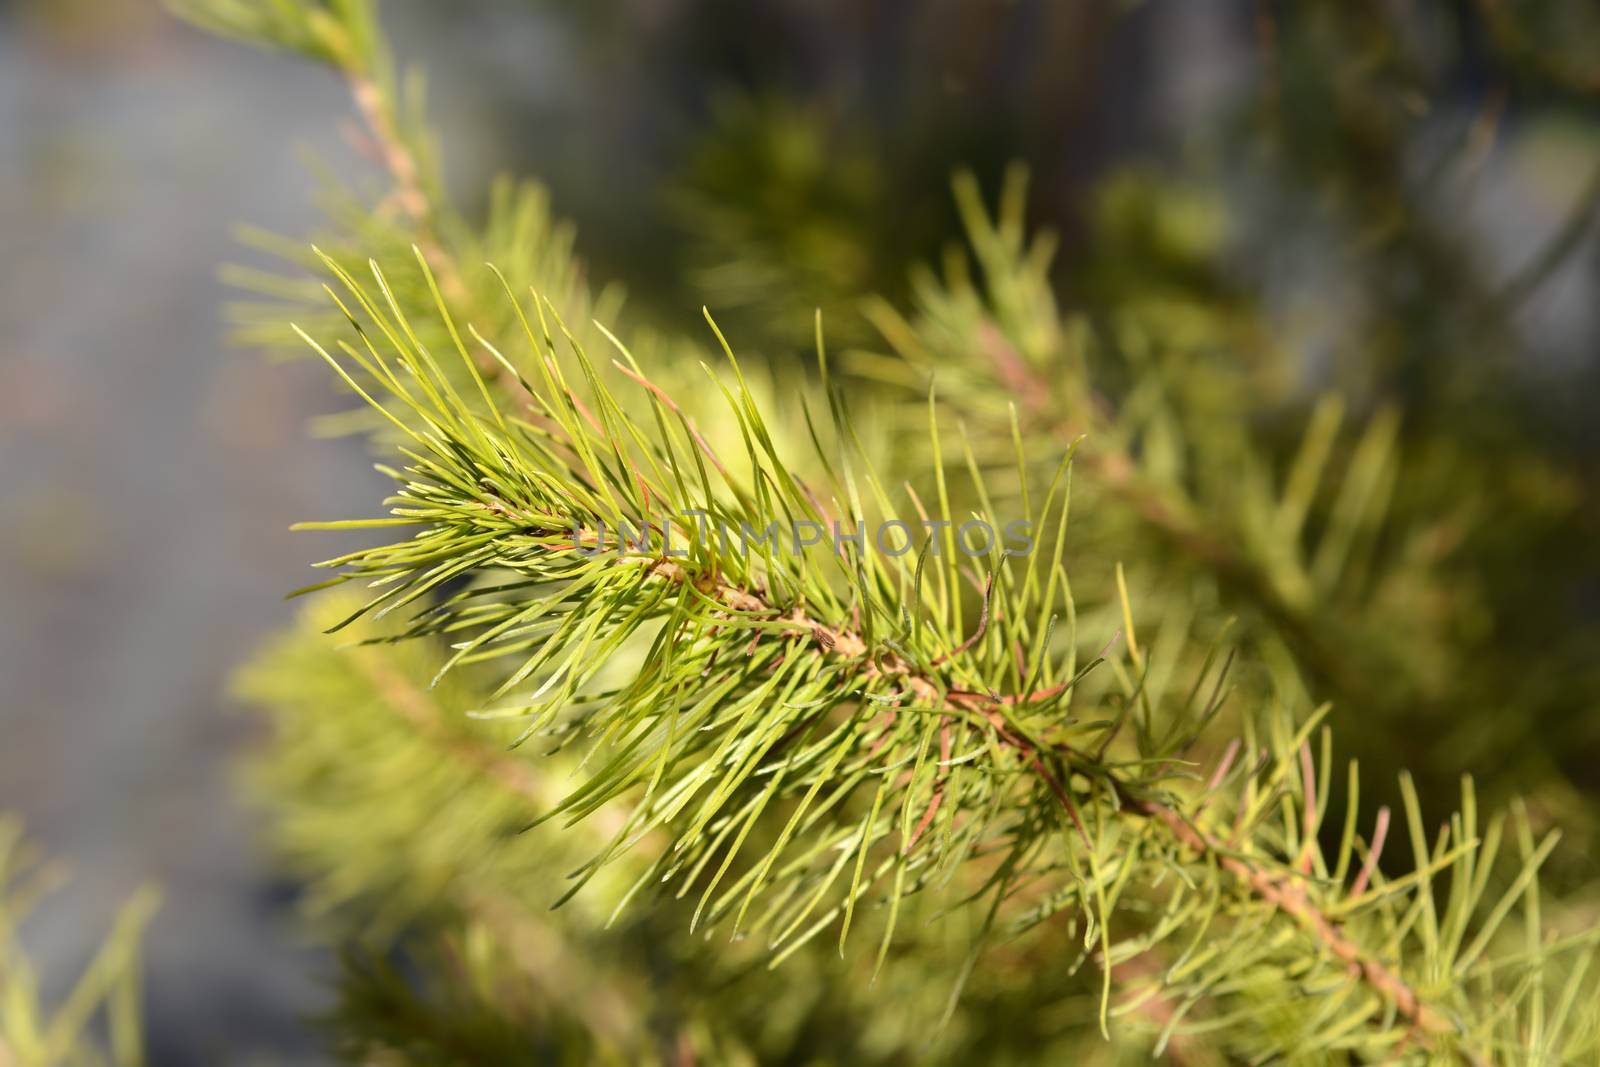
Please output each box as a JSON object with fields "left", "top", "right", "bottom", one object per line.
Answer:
{"left": 1, "top": 3, "right": 372, "bottom": 1061}
{"left": 2, "top": 1, "right": 1596, "bottom": 1063}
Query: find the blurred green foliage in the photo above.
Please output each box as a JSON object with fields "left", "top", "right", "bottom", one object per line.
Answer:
{"left": 0, "top": 821, "right": 157, "bottom": 1067}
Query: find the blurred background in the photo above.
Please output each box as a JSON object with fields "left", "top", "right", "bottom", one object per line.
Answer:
{"left": 1, "top": 0, "right": 1597, "bottom": 1062}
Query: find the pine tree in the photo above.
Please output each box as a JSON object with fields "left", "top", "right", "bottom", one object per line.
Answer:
{"left": 50, "top": 1, "right": 1591, "bottom": 1062}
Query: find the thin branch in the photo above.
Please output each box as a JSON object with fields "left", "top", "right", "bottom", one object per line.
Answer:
{"left": 1114, "top": 786, "right": 1453, "bottom": 1045}
{"left": 624, "top": 543, "right": 1467, "bottom": 1056}
{"left": 351, "top": 645, "right": 546, "bottom": 805}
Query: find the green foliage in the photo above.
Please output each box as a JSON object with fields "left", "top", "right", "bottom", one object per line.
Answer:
{"left": 239, "top": 596, "right": 1153, "bottom": 1066}
{"left": 0, "top": 820, "right": 157, "bottom": 1067}
{"left": 267, "top": 228, "right": 1600, "bottom": 1061}
{"left": 850, "top": 168, "right": 1600, "bottom": 859}
{"left": 167, "top": 0, "right": 380, "bottom": 70}
{"left": 169, "top": 0, "right": 1600, "bottom": 1062}
{"left": 668, "top": 92, "right": 887, "bottom": 350}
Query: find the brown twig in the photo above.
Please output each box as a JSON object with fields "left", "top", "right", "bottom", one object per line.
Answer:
{"left": 351, "top": 646, "right": 547, "bottom": 804}
{"left": 622, "top": 549, "right": 1460, "bottom": 1055}
{"left": 1115, "top": 785, "right": 1451, "bottom": 1044}
{"left": 340, "top": 68, "right": 534, "bottom": 400}
{"left": 346, "top": 73, "right": 467, "bottom": 314}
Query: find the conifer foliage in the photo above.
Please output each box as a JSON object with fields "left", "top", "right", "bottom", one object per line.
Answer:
{"left": 87, "top": 0, "right": 1600, "bottom": 1062}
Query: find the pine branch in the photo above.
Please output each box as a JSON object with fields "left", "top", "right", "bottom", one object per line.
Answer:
{"left": 170, "top": 0, "right": 624, "bottom": 431}
{"left": 581, "top": 538, "right": 1458, "bottom": 1053}
{"left": 849, "top": 169, "right": 1600, "bottom": 843}
{"left": 239, "top": 595, "right": 1132, "bottom": 1064}
{"left": 172, "top": 4, "right": 1600, "bottom": 1060}
{"left": 281, "top": 249, "right": 1600, "bottom": 1063}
